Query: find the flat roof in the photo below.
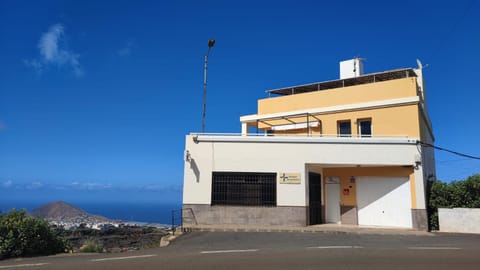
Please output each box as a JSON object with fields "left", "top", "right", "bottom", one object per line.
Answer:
{"left": 267, "top": 68, "right": 417, "bottom": 96}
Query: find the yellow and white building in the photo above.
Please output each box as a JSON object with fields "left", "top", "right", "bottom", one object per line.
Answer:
{"left": 183, "top": 59, "right": 435, "bottom": 230}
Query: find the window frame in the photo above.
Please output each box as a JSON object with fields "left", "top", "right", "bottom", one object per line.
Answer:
{"left": 337, "top": 120, "right": 352, "bottom": 137}
{"left": 357, "top": 118, "right": 372, "bottom": 137}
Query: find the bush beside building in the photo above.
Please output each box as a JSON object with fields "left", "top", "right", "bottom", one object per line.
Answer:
{"left": 0, "top": 209, "right": 66, "bottom": 259}
{"left": 428, "top": 174, "right": 480, "bottom": 230}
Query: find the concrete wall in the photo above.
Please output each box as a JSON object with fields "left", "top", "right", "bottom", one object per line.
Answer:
{"left": 412, "top": 209, "right": 428, "bottom": 231}
{"left": 183, "top": 204, "right": 307, "bottom": 226}
{"left": 439, "top": 208, "right": 480, "bottom": 234}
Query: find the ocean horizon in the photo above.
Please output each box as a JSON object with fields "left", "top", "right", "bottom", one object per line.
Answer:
{"left": 0, "top": 199, "right": 182, "bottom": 225}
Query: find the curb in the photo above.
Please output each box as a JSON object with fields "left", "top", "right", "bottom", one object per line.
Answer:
{"left": 160, "top": 229, "right": 185, "bottom": 247}
{"left": 182, "top": 226, "right": 433, "bottom": 236}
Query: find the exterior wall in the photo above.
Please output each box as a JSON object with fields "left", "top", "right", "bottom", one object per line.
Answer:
{"left": 183, "top": 204, "right": 307, "bottom": 226}
{"left": 258, "top": 78, "right": 418, "bottom": 114}
{"left": 419, "top": 110, "right": 436, "bottom": 188}
{"left": 340, "top": 206, "right": 358, "bottom": 225}
{"left": 323, "top": 166, "right": 416, "bottom": 207}
{"left": 438, "top": 208, "right": 480, "bottom": 234}
{"left": 257, "top": 104, "right": 421, "bottom": 138}
{"left": 273, "top": 126, "right": 322, "bottom": 136}
{"left": 322, "top": 166, "right": 426, "bottom": 229}
{"left": 412, "top": 209, "right": 428, "bottom": 231}
{"left": 184, "top": 135, "right": 421, "bottom": 208}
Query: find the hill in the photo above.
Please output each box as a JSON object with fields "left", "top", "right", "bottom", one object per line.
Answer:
{"left": 29, "top": 201, "right": 169, "bottom": 252}
{"left": 30, "top": 201, "right": 115, "bottom": 228}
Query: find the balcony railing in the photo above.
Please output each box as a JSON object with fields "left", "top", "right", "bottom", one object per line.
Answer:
{"left": 191, "top": 133, "right": 410, "bottom": 139}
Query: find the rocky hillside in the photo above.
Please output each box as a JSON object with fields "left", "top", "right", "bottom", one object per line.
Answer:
{"left": 30, "top": 201, "right": 114, "bottom": 228}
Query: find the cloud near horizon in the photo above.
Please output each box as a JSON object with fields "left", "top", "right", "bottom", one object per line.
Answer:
{"left": 25, "top": 23, "right": 83, "bottom": 77}
{"left": 0, "top": 180, "right": 181, "bottom": 194}
{"left": 2, "top": 180, "right": 13, "bottom": 188}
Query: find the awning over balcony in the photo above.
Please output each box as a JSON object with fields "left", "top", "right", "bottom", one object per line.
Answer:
{"left": 240, "top": 96, "right": 420, "bottom": 131}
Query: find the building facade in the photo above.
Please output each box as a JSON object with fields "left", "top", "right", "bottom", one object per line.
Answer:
{"left": 182, "top": 59, "right": 435, "bottom": 230}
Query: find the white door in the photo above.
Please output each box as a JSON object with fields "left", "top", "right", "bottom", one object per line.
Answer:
{"left": 357, "top": 177, "right": 412, "bottom": 228}
{"left": 326, "top": 183, "right": 340, "bottom": 224}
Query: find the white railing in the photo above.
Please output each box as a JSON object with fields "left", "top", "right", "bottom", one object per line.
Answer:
{"left": 190, "top": 132, "right": 410, "bottom": 139}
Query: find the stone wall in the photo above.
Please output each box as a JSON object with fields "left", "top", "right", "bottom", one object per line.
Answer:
{"left": 183, "top": 204, "right": 307, "bottom": 227}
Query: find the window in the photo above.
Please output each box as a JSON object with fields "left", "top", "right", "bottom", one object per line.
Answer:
{"left": 337, "top": 120, "right": 351, "bottom": 137}
{"left": 212, "top": 172, "right": 276, "bottom": 206}
{"left": 358, "top": 119, "right": 372, "bottom": 137}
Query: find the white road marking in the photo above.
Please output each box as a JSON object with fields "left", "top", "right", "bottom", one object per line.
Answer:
{"left": 307, "top": 245, "right": 363, "bottom": 249}
{"left": 200, "top": 249, "right": 259, "bottom": 254}
{"left": 408, "top": 247, "right": 462, "bottom": 250}
{"left": 91, "top": 254, "right": 157, "bottom": 262}
{"left": 0, "top": 263, "right": 50, "bottom": 269}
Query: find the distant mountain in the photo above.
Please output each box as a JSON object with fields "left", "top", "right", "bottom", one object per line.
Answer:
{"left": 30, "top": 201, "right": 116, "bottom": 228}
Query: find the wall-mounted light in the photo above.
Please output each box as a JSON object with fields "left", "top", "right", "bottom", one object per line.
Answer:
{"left": 414, "top": 154, "right": 422, "bottom": 169}
{"left": 185, "top": 150, "right": 191, "bottom": 162}
{"left": 350, "top": 176, "right": 356, "bottom": 183}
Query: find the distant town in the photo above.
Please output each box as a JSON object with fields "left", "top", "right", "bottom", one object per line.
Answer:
{"left": 29, "top": 201, "right": 167, "bottom": 230}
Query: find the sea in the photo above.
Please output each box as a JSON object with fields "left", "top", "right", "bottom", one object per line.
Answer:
{"left": 0, "top": 199, "right": 182, "bottom": 226}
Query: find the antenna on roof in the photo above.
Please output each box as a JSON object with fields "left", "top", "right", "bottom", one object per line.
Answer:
{"left": 416, "top": 59, "right": 429, "bottom": 69}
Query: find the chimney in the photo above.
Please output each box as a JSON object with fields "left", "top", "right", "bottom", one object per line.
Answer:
{"left": 339, "top": 58, "right": 364, "bottom": 79}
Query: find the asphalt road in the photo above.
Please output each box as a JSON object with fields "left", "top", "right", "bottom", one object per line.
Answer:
{"left": 1, "top": 231, "right": 480, "bottom": 270}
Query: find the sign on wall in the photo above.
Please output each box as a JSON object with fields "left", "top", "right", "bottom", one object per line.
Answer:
{"left": 278, "top": 173, "right": 301, "bottom": 184}
{"left": 326, "top": 176, "right": 340, "bottom": 184}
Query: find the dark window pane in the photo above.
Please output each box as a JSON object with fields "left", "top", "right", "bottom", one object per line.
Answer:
{"left": 338, "top": 121, "right": 351, "bottom": 137}
{"left": 359, "top": 120, "right": 372, "bottom": 137}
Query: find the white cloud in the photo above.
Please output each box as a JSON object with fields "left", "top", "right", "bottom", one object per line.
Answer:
{"left": 70, "top": 182, "right": 112, "bottom": 190}
{"left": 139, "top": 184, "right": 183, "bottom": 193}
{"left": 39, "top": 24, "right": 63, "bottom": 61}
{"left": 25, "top": 23, "right": 83, "bottom": 77}
{"left": 26, "top": 181, "right": 44, "bottom": 190}
{"left": 2, "top": 180, "right": 181, "bottom": 193}
{"left": 2, "top": 180, "right": 13, "bottom": 188}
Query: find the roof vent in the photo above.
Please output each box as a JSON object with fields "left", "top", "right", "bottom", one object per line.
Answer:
{"left": 339, "top": 58, "right": 364, "bottom": 79}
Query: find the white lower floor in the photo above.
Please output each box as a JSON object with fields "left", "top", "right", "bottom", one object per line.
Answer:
{"left": 183, "top": 134, "right": 431, "bottom": 230}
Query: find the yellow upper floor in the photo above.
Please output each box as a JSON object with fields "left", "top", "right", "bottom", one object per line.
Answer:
{"left": 258, "top": 77, "right": 417, "bottom": 114}
{"left": 240, "top": 66, "right": 433, "bottom": 140}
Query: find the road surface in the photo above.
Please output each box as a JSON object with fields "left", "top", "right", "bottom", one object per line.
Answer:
{"left": 1, "top": 231, "right": 480, "bottom": 269}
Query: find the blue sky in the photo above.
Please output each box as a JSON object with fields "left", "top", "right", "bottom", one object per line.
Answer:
{"left": 1, "top": 0, "right": 479, "bottom": 208}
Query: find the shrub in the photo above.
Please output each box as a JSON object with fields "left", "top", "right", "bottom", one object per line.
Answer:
{"left": 0, "top": 209, "right": 66, "bottom": 259}
{"left": 428, "top": 174, "right": 480, "bottom": 230}
{"left": 79, "top": 239, "right": 103, "bottom": 253}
